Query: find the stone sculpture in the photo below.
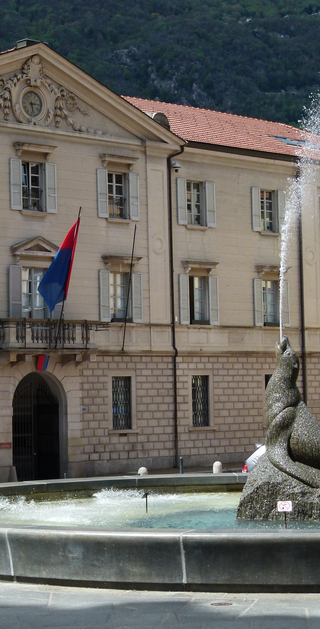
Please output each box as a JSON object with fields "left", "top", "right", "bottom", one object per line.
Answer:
{"left": 237, "top": 336, "right": 320, "bottom": 520}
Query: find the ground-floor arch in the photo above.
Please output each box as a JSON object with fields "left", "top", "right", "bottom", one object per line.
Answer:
{"left": 12, "top": 372, "right": 60, "bottom": 481}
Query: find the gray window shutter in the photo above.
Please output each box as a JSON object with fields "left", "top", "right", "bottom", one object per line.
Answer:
{"left": 9, "top": 265, "right": 22, "bottom": 317}
{"left": 10, "top": 158, "right": 22, "bottom": 210}
{"left": 45, "top": 162, "right": 57, "bottom": 213}
{"left": 177, "top": 178, "right": 187, "bottom": 225}
{"left": 205, "top": 181, "right": 216, "bottom": 227}
{"left": 97, "top": 169, "right": 109, "bottom": 218}
{"left": 277, "top": 190, "right": 286, "bottom": 233}
{"left": 281, "top": 280, "right": 290, "bottom": 327}
{"left": 51, "top": 303, "right": 63, "bottom": 319}
{"left": 251, "top": 187, "right": 261, "bottom": 232}
{"left": 132, "top": 272, "right": 143, "bottom": 322}
{"left": 179, "top": 274, "right": 190, "bottom": 324}
{"left": 99, "top": 269, "right": 111, "bottom": 322}
{"left": 208, "top": 276, "right": 219, "bottom": 325}
{"left": 253, "top": 278, "right": 263, "bottom": 326}
{"left": 128, "top": 172, "right": 140, "bottom": 220}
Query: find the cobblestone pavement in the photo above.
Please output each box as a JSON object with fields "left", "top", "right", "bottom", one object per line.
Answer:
{"left": 0, "top": 582, "right": 319, "bottom": 628}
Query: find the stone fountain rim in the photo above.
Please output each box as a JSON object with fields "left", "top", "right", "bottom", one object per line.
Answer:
{"left": 1, "top": 473, "right": 320, "bottom": 593}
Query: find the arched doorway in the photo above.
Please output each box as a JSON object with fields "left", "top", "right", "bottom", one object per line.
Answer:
{"left": 12, "top": 373, "right": 60, "bottom": 481}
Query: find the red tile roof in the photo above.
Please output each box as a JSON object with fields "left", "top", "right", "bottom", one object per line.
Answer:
{"left": 123, "top": 96, "right": 320, "bottom": 159}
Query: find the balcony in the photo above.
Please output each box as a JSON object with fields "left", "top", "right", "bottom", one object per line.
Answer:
{"left": 0, "top": 319, "right": 93, "bottom": 351}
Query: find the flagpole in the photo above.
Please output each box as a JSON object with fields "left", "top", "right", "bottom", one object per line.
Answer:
{"left": 54, "top": 299, "right": 65, "bottom": 349}
{"left": 122, "top": 224, "right": 137, "bottom": 352}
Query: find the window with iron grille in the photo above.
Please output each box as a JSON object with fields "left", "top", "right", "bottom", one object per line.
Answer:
{"left": 192, "top": 375, "right": 209, "bottom": 427}
{"left": 112, "top": 376, "right": 131, "bottom": 430}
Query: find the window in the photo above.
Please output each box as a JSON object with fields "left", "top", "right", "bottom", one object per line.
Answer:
{"left": 112, "top": 376, "right": 131, "bottom": 430}
{"left": 9, "top": 265, "right": 61, "bottom": 318}
{"left": 190, "top": 277, "right": 208, "bottom": 322}
{"left": 187, "top": 181, "right": 201, "bottom": 225}
{"left": 253, "top": 278, "right": 290, "bottom": 327}
{"left": 177, "top": 178, "right": 216, "bottom": 227}
{"left": 108, "top": 173, "right": 125, "bottom": 218}
{"left": 99, "top": 269, "right": 143, "bottom": 322}
{"left": 251, "top": 187, "right": 286, "bottom": 233}
{"left": 10, "top": 158, "right": 57, "bottom": 213}
{"left": 262, "top": 280, "right": 277, "bottom": 324}
{"left": 260, "top": 190, "right": 274, "bottom": 232}
{"left": 179, "top": 274, "right": 219, "bottom": 325}
{"left": 97, "top": 170, "right": 139, "bottom": 220}
{"left": 22, "top": 163, "right": 42, "bottom": 211}
{"left": 192, "top": 375, "right": 209, "bottom": 427}
{"left": 22, "top": 268, "right": 47, "bottom": 319}
{"left": 265, "top": 374, "right": 272, "bottom": 388}
{"left": 110, "top": 272, "right": 128, "bottom": 320}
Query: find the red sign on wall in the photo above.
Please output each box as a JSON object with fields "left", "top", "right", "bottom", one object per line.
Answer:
{"left": 0, "top": 443, "right": 12, "bottom": 449}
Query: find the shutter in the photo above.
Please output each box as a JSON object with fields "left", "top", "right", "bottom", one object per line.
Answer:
{"left": 205, "top": 181, "right": 216, "bottom": 227}
{"left": 99, "top": 269, "right": 111, "bottom": 322}
{"left": 9, "top": 265, "right": 22, "bottom": 317}
{"left": 179, "top": 274, "right": 190, "bottom": 324}
{"left": 45, "top": 163, "right": 57, "bottom": 213}
{"left": 10, "top": 158, "right": 22, "bottom": 210}
{"left": 281, "top": 280, "right": 290, "bottom": 327}
{"left": 177, "top": 178, "right": 187, "bottom": 225}
{"left": 97, "top": 169, "right": 109, "bottom": 217}
{"left": 277, "top": 190, "right": 286, "bottom": 233}
{"left": 251, "top": 187, "right": 261, "bottom": 231}
{"left": 253, "top": 278, "right": 264, "bottom": 326}
{"left": 128, "top": 172, "right": 140, "bottom": 220}
{"left": 51, "top": 303, "right": 63, "bottom": 319}
{"left": 208, "top": 276, "right": 219, "bottom": 325}
{"left": 132, "top": 272, "right": 143, "bottom": 322}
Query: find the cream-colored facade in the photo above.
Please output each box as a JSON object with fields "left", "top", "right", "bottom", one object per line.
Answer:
{"left": 0, "top": 40, "right": 317, "bottom": 481}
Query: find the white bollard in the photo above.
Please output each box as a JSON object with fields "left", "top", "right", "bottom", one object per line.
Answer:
{"left": 213, "top": 461, "right": 222, "bottom": 474}
{"left": 138, "top": 466, "right": 148, "bottom": 476}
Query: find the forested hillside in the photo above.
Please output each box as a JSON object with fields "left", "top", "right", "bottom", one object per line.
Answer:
{"left": 1, "top": 0, "right": 320, "bottom": 125}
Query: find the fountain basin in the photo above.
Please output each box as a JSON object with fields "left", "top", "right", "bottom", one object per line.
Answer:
{"left": 1, "top": 473, "right": 320, "bottom": 592}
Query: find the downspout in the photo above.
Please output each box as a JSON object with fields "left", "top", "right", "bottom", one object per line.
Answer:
{"left": 296, "top": 165, "right": 307, "bottom": 403}
{"left": 167, "top": 145, "right": 185, "bottom": 468}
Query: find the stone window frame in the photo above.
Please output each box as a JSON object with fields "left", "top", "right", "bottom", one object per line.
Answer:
{"left": 107, "top": 369, "right": 138, "bottom": 435}
{"left": 187, "top": 369, "right": 215, "bottom": 432}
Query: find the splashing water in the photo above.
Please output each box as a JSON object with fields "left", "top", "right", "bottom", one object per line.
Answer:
{"left": 0, "top": 489, "right": 318, "bottom": 529}
{"left": 279, "top": 94, "right": 320, "bottom": 342}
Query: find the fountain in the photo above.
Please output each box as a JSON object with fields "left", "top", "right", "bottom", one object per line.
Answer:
{"left": 2, "top": 98, "right": 320, "bottom": 594}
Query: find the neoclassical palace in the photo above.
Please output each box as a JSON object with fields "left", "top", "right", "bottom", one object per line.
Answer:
{"left": 0, "top": 39, "right": 318, "bottom": 480}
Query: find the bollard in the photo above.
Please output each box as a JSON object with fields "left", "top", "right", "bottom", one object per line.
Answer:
{"left": 213, "top": 461, "right": 223, "bottom": 474}
{"left": 179, "top": 457, "right": 184, "bottom": 474}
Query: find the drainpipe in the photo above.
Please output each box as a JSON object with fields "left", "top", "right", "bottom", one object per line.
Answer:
{"left": 296, "top": 165, "right": 307, "bottom": 403}
{"left": 167, "top": 145, "right": 185, "bottom": 468}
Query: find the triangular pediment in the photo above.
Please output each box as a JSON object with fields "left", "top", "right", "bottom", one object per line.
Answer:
{"left": 11, "top": 237, "right": 59, "bottom": 264}
{"left": 0, "top": 43, "right": 182, "bottom": 146}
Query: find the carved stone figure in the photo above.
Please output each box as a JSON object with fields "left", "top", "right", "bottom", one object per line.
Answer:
{"left": 237, "top": 336, "right": 320, "bottom": 520}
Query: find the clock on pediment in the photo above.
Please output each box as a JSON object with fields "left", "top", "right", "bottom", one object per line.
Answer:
{"left": 1, "top": 53, "right": 92, "bottom": 132}
{"left": 20, "top": 88, "right": 44, "bottom": 120}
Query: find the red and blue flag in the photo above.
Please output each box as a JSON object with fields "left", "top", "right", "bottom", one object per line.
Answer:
{"left": 37, "top": 355, "right": 50, "bottom": 372}
{"left": 38, "top": 214, "right": 81, "bottom": 312}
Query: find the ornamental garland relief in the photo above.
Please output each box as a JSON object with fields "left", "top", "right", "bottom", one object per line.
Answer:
{"left": 0, "top": 54, "right": 104, "bottom": 135}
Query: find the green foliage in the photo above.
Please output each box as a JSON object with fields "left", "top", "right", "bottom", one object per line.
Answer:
{"left": 1, "top": 0, "right": 320, "bottom": 124}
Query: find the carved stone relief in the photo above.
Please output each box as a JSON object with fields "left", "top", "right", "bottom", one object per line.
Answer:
{"left": 0, "top": 54, "right": 106, "bottom": 135}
